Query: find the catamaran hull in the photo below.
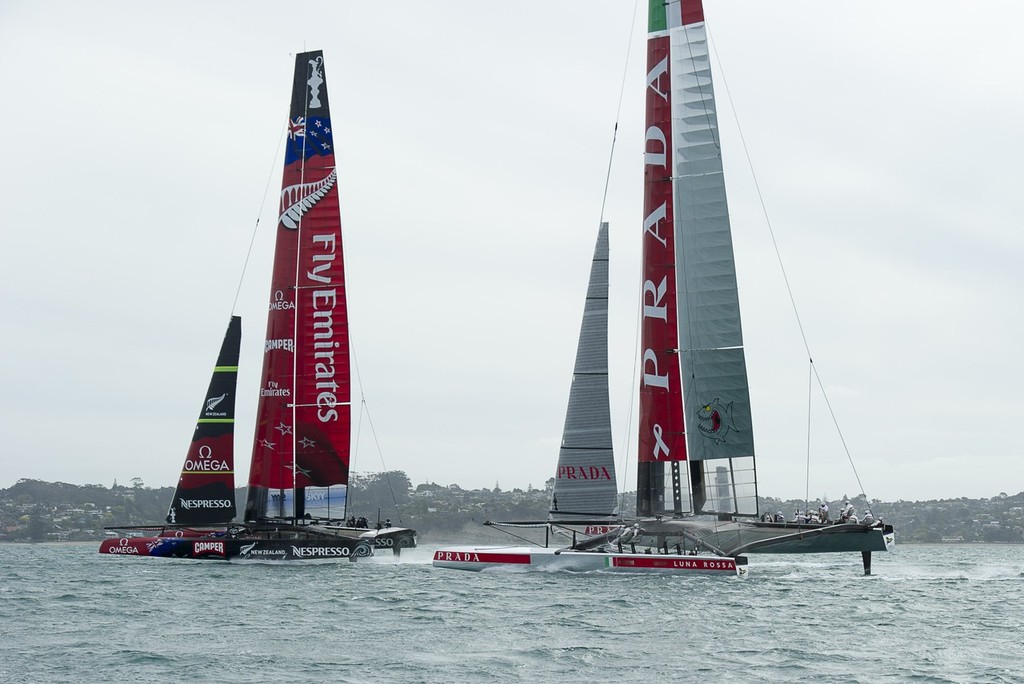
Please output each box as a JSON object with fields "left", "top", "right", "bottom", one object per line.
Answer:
{"left": 739, "top": 523, "right": 895, "bottom": 555}
{"left": 321, "top": 526, "right": 417, "bottom": 553}
{"left": 639, "top": 519, "right": 895, "bottom": 556}
{"left": 432, "top": 546, "right": 744, "bottom": 576}
{"left": 99, "top": 534, "right": 373, "bottom": 561}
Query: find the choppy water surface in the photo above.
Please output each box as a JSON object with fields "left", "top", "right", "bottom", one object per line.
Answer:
{"left": 1, "top": 542, "right": 1021, "bottom": 682}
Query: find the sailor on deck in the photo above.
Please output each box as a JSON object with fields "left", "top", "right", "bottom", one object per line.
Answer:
{"left": 619, "top": 523, "right": 642, "bottom": 544}
{"left": 862, "top": 510, "right": 875, "bottom": 525}
{"left": 819, "top": 503, "right": 829, "bottom": 522}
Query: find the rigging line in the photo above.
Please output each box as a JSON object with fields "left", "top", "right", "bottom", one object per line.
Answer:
{"left": 490, "top": 524, "right": 547, "bottom": 549}
{"left": 708, "top": 22, "right": 868, "bottom": 500}
{"left": 231, "top": 120, "right": 287, "bottom": 315}
{"left": 812, "top": 361, "right": 866, "bottom": 497}
{"left": 346, "top": 387, "right": 367, "bottom": 521}
{"left": 360, "top": 397, "right": 406, "bottom": 526}
{"left": 706, "top": 22, "right": 812, "bottom": 363}
{"left": 596, "top": 0, "right": 640, "bottom": 513}
{"left": 805, "top": 360, "right": 812, "bottom": 513}
{"left": 598, "top": 0, "right": 640, "bottom": 225}
{"left": 618, "top": 270, "right": 644, "bottom": 514}
{"left": 349, "top": 340, "right": 404, "bottom": 523}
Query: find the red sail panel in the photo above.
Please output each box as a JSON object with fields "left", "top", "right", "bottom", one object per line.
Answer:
{"left": 247, "top": 51, "right": 350, "bottom": 499}
{"left": 637, "top": 26, "right": 686, "bottom": 465}
{"left": 168, "top": 316, "right": 240, "bottom": 525}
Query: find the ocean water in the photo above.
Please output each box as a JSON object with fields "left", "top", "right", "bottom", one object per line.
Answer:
{"left": 1, "top": 542, "right": 1021, "bottom": 683}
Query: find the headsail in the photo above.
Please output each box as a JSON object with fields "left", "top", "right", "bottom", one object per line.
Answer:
{"left": 167, "top": 316, "right": 241, "bottom": 525}
{"left": 549, "top": 223, "right": 618, "bottom": 522}
{"left": 637, "top": 0, "right": 758, "bottom": 517}
{"left": 245, "top": 51, "right": 351, "bottom": 522}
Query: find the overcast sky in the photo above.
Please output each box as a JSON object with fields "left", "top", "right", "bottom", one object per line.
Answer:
{"left": 1, "top": 1, "right": 1021, "bottom": 503}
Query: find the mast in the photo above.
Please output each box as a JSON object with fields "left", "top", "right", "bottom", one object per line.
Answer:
{"left": 245, "top": 51, "right": 351, "bottom": 522}
{"left": 167, "top": 316, "right": 241, "bottom": 526}
{"left": 549, "top": 223, "right": 617, "bottom": 522}
{"left": 637, "top": 0, "right": 759, "bottom": 518}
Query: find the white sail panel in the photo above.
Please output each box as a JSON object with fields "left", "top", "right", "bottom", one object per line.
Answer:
{"left": 550, "top": 224, "right": 618, "bottom": 519}
{"left": 669, "top": 22, "right": 756, "bottom": 465}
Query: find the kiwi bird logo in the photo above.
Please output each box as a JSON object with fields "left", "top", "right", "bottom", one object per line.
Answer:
{"left": 696, "top": 398, "right": 738, "bottom": 445}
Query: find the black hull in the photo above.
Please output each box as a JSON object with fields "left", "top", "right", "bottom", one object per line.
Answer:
{"left": 640, "top": 518, "right": 895, "bottom": 557}
{"left": 317, "top": 525, "right": 417, "bottom": 555}
{"left": 100, "top": 522, "right": 378, "bottom": 561}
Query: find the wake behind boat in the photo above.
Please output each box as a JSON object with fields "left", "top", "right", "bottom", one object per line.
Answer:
{"left": 100, "top": 51, "right": 415, "bottom": 561}
{"left": 434, "top": 0, "right": 892, "bottom": 576}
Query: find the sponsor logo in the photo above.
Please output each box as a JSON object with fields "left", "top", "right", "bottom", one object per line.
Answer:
{"left": 584, "top": 525, "right": 622, "bottom": 536}
{"left": 241, "top": 547, "right": 288, "bottom": 559}
{"left": 611, "top": 556, "right": 737, "bottom": 571}
{"left": 105, "top": 538, "right": 140, "bottom": 554}
{"left": 307, "top": 236, "right": 342, "bottom": 423}
{"left": 205, "top": 393, "right": 227, "bottom": 413}
{"left": 556, "top": 465, "right": 612, "bottom": 481}
{"left": 260, "top": 380, "right": 291, "bottom": 398}
{"left": 374, "top": 538, "right": 395, "bottom": 548}
{"left": 265, "top": 338, "right": 295, "bottom": 353}
{"left": 194, "top": 541, "right": 225, "bottom": 557}
{"left": 290, "top": 545, "right": 351, "bottom": 558}
{"left": 183, "top": 445, "right": 230, "bottom": 473}
{"left": 638, "top": 42, "right": 684, "bottom": 466}
{"left": 269, "top": 290, "right": 295, "bottom": 311}
{"left": 179, "top": 499, "right": 233, "bottom": 509}
{"left": 306, "top": 55, "right": 324, "bottom": 109}
{"left": 183, "top": 459, "right": 230, "bottom": 472}
{"left": 278, "top": 169, "right": 337, "bottom": 230}
{"left": 434, "top": 551, "right": 480, "bottom": 562}
{"left": 696, "top": 398, "right": 739, "bottom": 445}
{"left": 432, "top": 551, "right": 530, "bottom": 565}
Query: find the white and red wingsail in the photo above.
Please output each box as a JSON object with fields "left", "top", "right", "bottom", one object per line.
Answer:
{"left": 245, "top": 51, "right": 351, "bottom": 521}
{"left": 637, "top": 0, "right": 758, "bottom": 517}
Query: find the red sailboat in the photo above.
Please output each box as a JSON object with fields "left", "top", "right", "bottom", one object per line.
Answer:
{"left": 101, "top": 51, "right": 415, "bottom": 561}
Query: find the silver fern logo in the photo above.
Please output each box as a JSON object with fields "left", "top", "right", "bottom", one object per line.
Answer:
{"left": 278, "top": 169, "right": 337, "bottom": 229}
{"left": 206, "top": 393, "right": 227, "bottom": 412}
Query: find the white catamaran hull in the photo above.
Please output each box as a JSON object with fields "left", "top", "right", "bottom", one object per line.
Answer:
{"left": 432, "top": 546, "right": 745, "bottom": 576}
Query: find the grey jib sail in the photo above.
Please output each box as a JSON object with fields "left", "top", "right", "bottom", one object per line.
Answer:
{"left": 549, "top": 223, "right": 618, "bottom": 521}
